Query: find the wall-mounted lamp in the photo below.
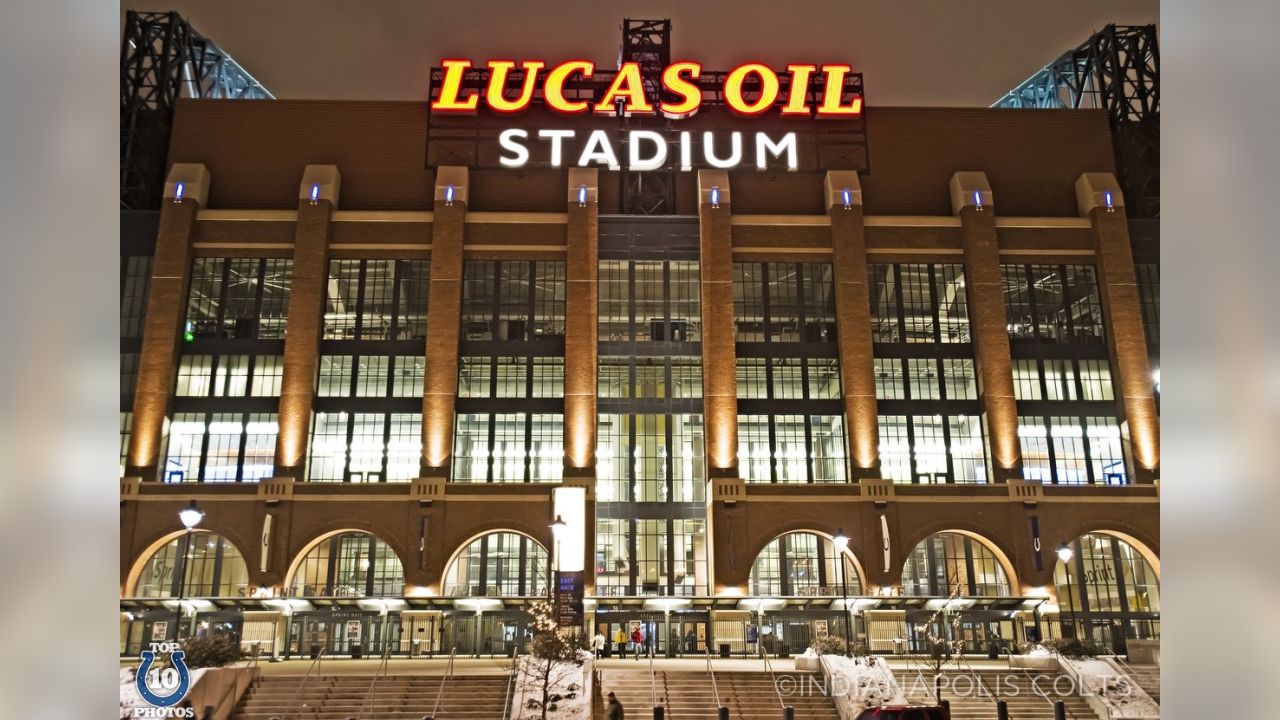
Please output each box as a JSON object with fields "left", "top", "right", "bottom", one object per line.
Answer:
{"left": 173, "top": 182, "right": 185, "bottom": 204}
{"left": 841, "top": 188, "right": 852, "bottom": 210}
{"left": 444, "top": 185, "right": 456, "bottom": 206}
{"left": 577, "top": 185, "right": 588, "bottom": 207}
{"left": 710, "top": 186, "right": 720, "bottom": 208}
{"left": 309, "top": 183, "right": 320, "bottom": 204}
{"left": 1103, "top": 190, "right": 1115, "bottom": 213}
{"left": 972, "top": 190, "right": 984, "bottom": 211}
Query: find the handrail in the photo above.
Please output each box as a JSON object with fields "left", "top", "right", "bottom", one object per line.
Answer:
{"left": 704, "top": 646, "right": 724, "bottom": 710}
{"left": 354, "top": 646, "right": 392, "bottom": 719}
{"left": 955, "top": 651, "right": 1001, "bottom": 711}
{"left": 211, "top": 665, "right": 253, "bottom": 718}
{"left": 428, "top": 647, "right": 458, "bottom": 720}
{"left": 278, "top": 648, "right": 325, "bottom": 720}
{"left": 760, "top": 646, "right": 786, "bottom": 710}
{"left": 1021, "top": 666, "right": 1082, "bottom": 720}
{"left": 500, "top": 647, "right": 520, "bottom": 720}
{"left": 647, "top": 642, "right": 660, "bottom": 709}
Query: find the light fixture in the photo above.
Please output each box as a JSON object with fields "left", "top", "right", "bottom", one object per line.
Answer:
{"left": 173, "top": 182, "right": 185, "bottom": 204}
{"left": 1103, "top": 191, "right": 1114, "bottom": 212}
{"left": 444, "top": 184, "right": 456, "bottom": 206}
{"left": 550, "top": 514, "right": 567, "bottom": 538}
{"left": 1153, "top": 368, "right": 1160, "bottom": 393}
{"left": 972, "top": 190, "right": 983, "bottom": 211}
{"left": 1056, "top": 542, "right": 1074, "bottom": 564}
{"left": 841, "top": 188, "right": 852, "bottom": 209}
{"left": 309, "top": 183, "right": 320, "bottom": 203}
{"left": 832, "top": 529, "right": 849, "bottom": 551}
{"left": 178, "top": 499, "right": 204, "bottom": 530}
{"left": 577, "top": 185, "right": 588, "bottom": 207}
{"left": 710, "top": 186, "right": 720, "bottom": 208}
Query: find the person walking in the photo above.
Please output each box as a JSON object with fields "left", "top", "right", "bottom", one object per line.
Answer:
{"left": 592, "top": 631, "right": 606, "bottom": 659}
{"left": 630, "top": 626, "right": 644, "bottom": 660}
{"left": 614, "top": 627, "right": 626, "bottom": 657}
{"left": 605, "top": 691, "right": 625, "bottom": 719}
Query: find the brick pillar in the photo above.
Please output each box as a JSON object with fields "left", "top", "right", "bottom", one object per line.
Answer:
{"left": 564, "top": 168, "right": 598, "bottom": 474}
{"left": 697, "top": 171, "right": 739, "bottom": 477}
{"left": 951, "top": 172, "right": 1023, "bottom": 482}
{"left": 273, "top": 166, "right": 339, "bottom": 478}
{"left": 825, "top": 172, "right": 880, "bottom": 479}
{"left": 421, "top": 167, "right": 468, "bottom": 476}
{"left": 126, "top": 164, "right": 208, "bottom": 480}
{"left": 1076, "top": 174, "right": 1160, "bottom": 483}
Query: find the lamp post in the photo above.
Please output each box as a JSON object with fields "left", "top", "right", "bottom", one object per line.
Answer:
{"left": 832, "top": 529, "right": 853, "bottom": 657}
{"left": 174, "top": 500, "right": 204, "bottom": 642}
{"left": 1056, "top": 542, "right": 1077, "bottom": 640}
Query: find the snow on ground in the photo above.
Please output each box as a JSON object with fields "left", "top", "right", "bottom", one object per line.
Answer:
{"left": 1062, "top": 657, "right": 1160, "bottom": 719}
{"left": 510, "top": 651, "right": 595, "bottom": 720}
{"left": 818, "top": 652, "right": 907, "bottom": 717}
{"left": 120, "top": 666, "right": 209, "bottom": 719}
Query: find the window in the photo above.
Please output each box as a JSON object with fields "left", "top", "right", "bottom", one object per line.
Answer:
{"left": 877, "top": 414, "right": 987, "bottom": 484}
{"left": 131, "top": 531, "right": 249, "bottom": 598}
{"left": 451, "top": 413, "right": 563, "bottom": 483}
{"left": 289, "top": 532, "right": 404, "bottom": 598}
{"left": 1018, "top": 415, "right": 1127, "bottom": 485}
{"left": 162, "top": 413, "right": 278, "bottom": 482}
{"left": 443, "top": 532, "right": 549, "bottom": 597}
{"left": 463, "top": 261, "right": 566, "bottom": 340}
{"left": 324, "top": 259, "right": 429, "bottom": 340}
{"left": 121, "top": 353, "right": 140, "bottom": 398}
{"left": 1056, "top": 533, "right": 1160, "bottom": 641}
{"left": 591, "top": 517, "right": 708, "bottom": 597}
{"left": 733, "top": 263, "right": 837, "bottom": 343}
{"left": 1002, "top": 264, "right": 1105, "bottom": 344}
{"left": 868, "top": 264, "right": 970, "bottom": 344}
{"left": 120, "top": 412, "right": 132, "bottom": 477}
{"left": 121, "top": 256, "right": 153, "bottom": 339}
{"left": 1136, "top": 263, "right": 1159, "bottom": 350}
{"left": 185, "top": 258, "right": 292, "bottom": 340}
{"left": 750, "top": 532, "right": 863, "bottom": 596}
{"left": 737, "top": 413, "right": 848, "bottom": 484}
{"left": 307, "top": 412, "right": 421, "bottom": 482}
{"left": 600, "top": 259, "right": 700, "bottom": 342}
{"left": 596, "top": 414, "right": 705, "bottom": 503}
{"left": 901, "top": 532, "right": 1011, "bottom": 597}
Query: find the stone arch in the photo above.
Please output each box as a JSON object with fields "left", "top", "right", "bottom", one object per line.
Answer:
{"left": 1058, "top": 525, "right": 1160, "bottom": 578}
{"left": 123, "top": 529, "right": 251, "bottom": 597}
{"left": 283, "top": 528, "right": 408, "bottom": 596}
{"left": 747, "top": 528, "right": 868, "bottom": 595}
{"left": 898, "top": 529, "right": 1019, "bottom": 597}
{"left": 744, "top": 520, "right": 870, "bottom": 585}
{"left": 441, "top": 529, "right": 551, "bottom": 597}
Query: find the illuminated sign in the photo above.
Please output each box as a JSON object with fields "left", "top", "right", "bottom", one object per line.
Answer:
{"left": 426, "top": 58, "right": 867, "bottom": 172}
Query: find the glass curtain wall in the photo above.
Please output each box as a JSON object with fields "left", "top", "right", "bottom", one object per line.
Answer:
{"left": 452, "top": 261, "right": 565, "bottom": 482}
{"left": 308, "top": 259, "right": 429, "bottom": 482}
{"left": 121, "top": 254, "right": 153, "bottom": 475}
{"left": 869, "top": 263, "right": 986, "bottom": 483}
{"left": 596, "top": 220, "right": 708, "bottom": 597}
{"left": 733, "top": 262, "right": 849, "bottom": 483}
{"left": 1003, "top": 264, "right": 1128, "bottom": 484}
{"left": 165, "top": 257, "right": 292, "bottom": 482}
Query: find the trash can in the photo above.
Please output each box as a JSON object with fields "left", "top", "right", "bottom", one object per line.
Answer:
{"left": 309, "top": 644, "right": 320, "bottom": 659}
{"left": 987, "top": 640, "right": 1000, "bottom": 659}
{"left": 719, "top": 643, "right": 731, "bottom": 659}
{"left": 351, "top": 643, "right": 363, "bottom": 659}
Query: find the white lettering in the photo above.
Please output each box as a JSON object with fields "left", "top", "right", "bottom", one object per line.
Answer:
{"left": 755, "top": 132, "right": 798, "bottom": 171}
{"left": 577, "top": 129, "right": 620, "bottom": 169}
{"left": 498, "top": 129, "right": 530, "bottom": 167}
{"left": 679, "top": 131, "right": 693, "bottom": 171}
{"left": 537, "top": 129, "right": 576, "bottom": 167}
{"left": 703, "top": 131, "right": 742, "bottom": 168}
{"left": 628, "top": 130, "right": 668, "bottom": 171}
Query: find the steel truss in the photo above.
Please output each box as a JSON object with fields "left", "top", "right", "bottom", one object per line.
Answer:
{"left": 121, "top": 10, "right": 272, "bottom": 210}
{"left": 994, "top": 24, "right": 1159, "bottom": 218}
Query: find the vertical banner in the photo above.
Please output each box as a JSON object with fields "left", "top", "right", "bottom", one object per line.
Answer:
{"left": 1029, "top": 515, "right": 1043, "bottom": 571}
{"left": 259, "top": 514, "right": 273, "bottom": 573}
{"left": 555, "top": 571, "right": 585, "bottom": 627}
{"left": 419, "top": 516, "right": 428, "bottom": 570}
{"left": 879, "top": 514, "right": 891, "bottom": 572}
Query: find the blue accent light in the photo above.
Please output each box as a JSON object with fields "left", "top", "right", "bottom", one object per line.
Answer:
{"left": 841, "top": 188, "right": 852, "bottom": 209}
{"left": 1104, "top": 191, "right": 1114, "bottom": 210}
{"left": 973, "top": 190, "right": 983, "bottom": 209}
{"left": 310, "top": 183, "right": 320, "bottom": 203}
{"left": 710, "top": 186, "right": 720, "bottom": 208}
{"left": 445, "top": 185, "right": 455, "bottom": 205}
{"left": 173, "top": 182, "right": 185, "bottom": 203}
{"left": 577, "top": 185, "right": 588, "bottom": 206}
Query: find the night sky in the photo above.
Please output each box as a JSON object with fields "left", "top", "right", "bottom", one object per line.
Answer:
{"left": 121, "top": 0, "right": 1158, "bottom": 107}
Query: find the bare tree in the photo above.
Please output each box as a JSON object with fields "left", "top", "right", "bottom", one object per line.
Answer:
{"left": 517, "top": 601, "right": 588, "bottom": 720}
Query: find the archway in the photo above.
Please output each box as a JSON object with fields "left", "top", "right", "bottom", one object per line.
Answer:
{"left": 285, "top": 530, "right": 405, "bottom": 598}
{"left": 127, "top": 529, "right": 249, "bottom": 598}
{"left": 442, "top": 530, "right": 550, "bottom": 597}
{"left": 1054, "top": 531, "right": 1160, "bottom": 650}
{"left": 749, "top": 530, "right": 865, "bottom": 596}
{"left": 900, "top": 530, "right": 1016, "bottom": 597}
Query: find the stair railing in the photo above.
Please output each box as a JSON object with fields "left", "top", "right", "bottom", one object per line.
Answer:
{"left": 500, "top": 646, "right": 520, "bottom": 720}
{"left": 704, "top": 646, "right": 725, "bottom": 713}
{"left": 277, "top": 647, "right": 325, "bottom": 720}
{"left": 1020, "top": 666, "right": 1084, "bottom": 720}
{"left": 760, "top": 645, "right": 787, "bottom": 711}
{"left": 954, "top": 651, "right": 1001, "bottom": 713}
{"left": 210, "top": 663, "right": 255, "bottom": 719}
{"left": 354, "top": 646, "right": 392, "bottom": 719}
{"left": 647, "top": 641, "right": 662, "bottom": 711}
{"left": 427, "top": 646, "right": 458, "bottom": 720}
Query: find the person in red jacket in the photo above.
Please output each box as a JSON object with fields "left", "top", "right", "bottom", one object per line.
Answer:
{"left": 630, "top": 626, "right": 644, "bottom": 660}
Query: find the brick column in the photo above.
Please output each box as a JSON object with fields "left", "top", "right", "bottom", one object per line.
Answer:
{"left": 421, "top": 167, "right": 468, "bottom": 476}
{"left": 825, "top": 172, "right": 880, "bottom": 479}
{"left": 1076, "top": 174, "right": 1160, "bottom": 483}
{"left": 126, "top": 164, "right": 208, "bottom": 480}
{"left": 564, "top": 168, "right": 598, "bottom": 474}
{"left": 951, "top": 172, "right": 1023, "bottom": 481}
{"left": 697, "top": 170, "right": 739, "bottom": 476}
{"left": 273, "top": 166, "right": 340, "bottom": 478}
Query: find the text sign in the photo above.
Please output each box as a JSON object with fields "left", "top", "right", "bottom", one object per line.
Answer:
{"left": 554, "top": 571, "right": 585, "bottom": 627}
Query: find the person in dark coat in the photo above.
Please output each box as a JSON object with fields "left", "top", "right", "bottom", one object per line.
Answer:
{"left": 605, "top": 691, "right": 625, "bottom": 719}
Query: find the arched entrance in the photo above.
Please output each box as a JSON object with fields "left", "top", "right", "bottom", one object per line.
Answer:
{"left": 440, "top": 531, "right": 550, "bottom": 657}
{"left": 900, "top": 531, "right": 1020, "bottom": 653}
{"left": 1055, "top": 531, "right": 1160, "bottom": 652}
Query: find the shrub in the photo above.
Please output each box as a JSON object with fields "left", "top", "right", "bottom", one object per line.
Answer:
{"left": 180, "top": 635, "right": 242, "bottom": 668}
{"left": 1043, "top": 637, "right": 1103, "bottom": 659}
{"left": 809, "top": 636, "right": 847, "bottom": 656}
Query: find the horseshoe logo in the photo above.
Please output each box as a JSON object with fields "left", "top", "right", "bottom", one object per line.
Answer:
{"left": 135, "top": 649, "right": 191, "bottom": 708}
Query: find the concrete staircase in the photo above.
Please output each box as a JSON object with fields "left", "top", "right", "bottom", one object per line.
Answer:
{"left": 229, "top": 674, "right": 508, "bottom": 719}
{"left": 1115, "top": 662, "right": 1160, "bottom": 704}
{"left": 895, "top": 668, "right": 1102, "bottom": 720}
{"left": 599, "top": 668, "right": 841, "bottom": 720}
